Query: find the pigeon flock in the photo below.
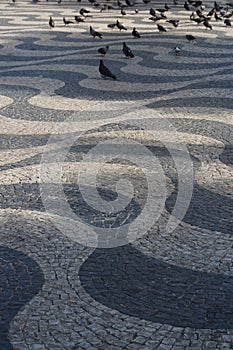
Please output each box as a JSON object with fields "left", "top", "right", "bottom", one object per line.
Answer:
{"left": 43, "top": 0, "right": 233, "bottom": 80}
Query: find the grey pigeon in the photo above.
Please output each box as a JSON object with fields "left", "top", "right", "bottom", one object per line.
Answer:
{"left": 174, "top": 46, "right": 181, "bottom": 55}
{"left": 157, "top": 24, "right": 167, "bottom": 32}
{"left": 132, "top": 27, "right": 140, "bottom": 38}
{"left": 186, "top": 34, "right": 196, "bottom": 42}
{"left": 108, "top": 22, "right": 117, "bottom": 29}
{"left": 90, "top": 26, "right": 102, "bottom": 38}
{"left": 184, "top": 1, "right": 190, "bottom": 10}
{"left": 80, "top": 8, "right": 90, "bottom": 16}
{"left": 49, "top": 16, "right": 55, "bottom": 28}
{"left": 125, "top": 0, "right": 134, "bottom": 6}
{"left": 74, "top": 16, "right": 85, "bottom": 23}
{"left": 224, "top": 18, "right": 231, "bottom": 25}
{"left": 149, "top": 15, "right": 164, "bottom": 21}
{"left": 116, "top": 20, "right": 127, "bottom": 31}
{"left": 214, "top": 12, "right": 222, "bottom": 20}
{"left": 167, "top": 19, "right": 180, "bottom": 27}
{"left": 98, "top": 45, "right": 109, "bottom": 56}
{"left": 150, "top": 7, "right": 156, "bottom": 16}
{"left": 208, "top": 8, "right": 215, "bottom": 17}
{"left": 203, "top": 19, "right": 212, "bottom": 29}
{"left": 122, "top": 42, "right": 134, "bottom": 58}
{"left": 99, "top": 60, "right": 116, "bottom": 80}
{"left": 63, "top": 17, "right": 74, "bottom": 25}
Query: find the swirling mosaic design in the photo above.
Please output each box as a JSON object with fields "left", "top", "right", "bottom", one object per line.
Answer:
{"left": 0, "top": 0, "right": 233, "bottom": 349}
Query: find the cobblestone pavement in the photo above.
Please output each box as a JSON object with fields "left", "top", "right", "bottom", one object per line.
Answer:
{"left": 0, "top": 0, "right": 233, "bottom": 349}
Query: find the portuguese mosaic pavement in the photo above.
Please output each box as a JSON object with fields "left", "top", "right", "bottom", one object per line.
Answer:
{"left": 0, "top": 0, "right": 233, "bottom": 349}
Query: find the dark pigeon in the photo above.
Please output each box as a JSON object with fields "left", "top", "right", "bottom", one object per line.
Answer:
{"left": 122, "top": 42, "right": 134, "bottom": 58}
{"left": 63, "top": 17, "right": 74, "bottom": 25}
{"left": 90, "top": 26, "right": 102, "bottom": 38}
{"left": 74, "top": 15, "right": 85, "bottom": 23}
{"left": 49, "top": 16, "right": 55, "bottom": 28}
{"left": 98, "top": 45, "right": 109, "bottom": 56}
{"left": 116, "top": 20, "right": 127, "bottom": 31}
{"left": 99, "top": 60, "right": 116, "bottom": 80}
{"left": 157, "top": 23, "right": 167, "bottom": 32}
{"left": 132, "top": 27, "right": 141, "bottom": 38}
{"left": 186, "top": 34, "right": 196, "bottom": 42}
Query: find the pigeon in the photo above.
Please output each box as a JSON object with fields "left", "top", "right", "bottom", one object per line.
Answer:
{"left": 174, "top": 46, "right": 181, "bottom": 55}
{"left": 90, "top": 26, "right": 102, "bottom": 38}
{"left": 167, "top": 19, "right": 180, "bottom": 27}
{"left": 99, "top": 60, "right": 116, "bottom": 80}
{"left": 207, "top": 8, "right": 215, "bottom": 17}
{"left": 132, "top": 27, "right": 140, "bottom": 38}
{"left": 135, "top": 9, "right": 139, "bottom": 14}
{"left": 196, "top": 9, "right": 205, "bottom": 17}
{"left": 223, "top": 12, "right": 233, "bottom": 18}
{"left": 63, "top": 17, "right": 74, "bottom": 25}
{"left": 190, "top": 13, "right": 204, "bottom": 23}
{"left": 157, "top": 24, "right": 167, "bottom": 32}
{"left": 193, "top": 17, "right": 204, "bottom": 23}
{"left": 193, "top": 0, "right": 202, "bottom": 7}
{"left": 150, "top": 7, "right": 156, "bottom": 16}
{"left": 49, "top": 16, "right": 55, "bottom": 28}
{"left": 116, "top": 20, "right": 127, "bottom": 31}
{"left": 184, "top": 1, "right": 190, "bottom": 10}
{"left": 186, "top": 34, "right": 196, "bottom": 42}
{"left": 121, "top": 8, "right": 127, "bottom": 15}
{"left": 75, "top": 16, "right": 85, "bottom": 23}
{"left": 122, "top": 42, "right": 134, "bottom": 58}
{"left": 80, "top": 8, "right": 90, "bottom": 16}
{"left": 98, "top": 45, "right": 109, "bottom": 56}
{"left": 118, "top": 0, "right": 123, "bottom": 6}
{"left": 203, "top": 18, "right": 212, "bottom": 29}
{"left": 149, "top": 15, "right": 163, "bottom": 21}
{"left": 125, "top": 0, "right": 134, "bottom": 6}
{"left": 143, "top": 0, "right": 151, "bottom": 4}
{"left": 174, "top": 0, "right": 178, "bottom": 5}
{"left": 214, "top": 12, "right": 222, "bottom": 20}
{"left": 214, "top": 1, "right": 222, "bottom": 11}
{"left": 100, "top": 4, "right": 114, "bottom": 11}
{"left": 160, "top": 13, "right": 168, "bottom": 19}
{"left": 224, "top": 18, "right": 232, "bottom": 25}
{"left": 108, "top": 22, "right": 117, "bottom": 29}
